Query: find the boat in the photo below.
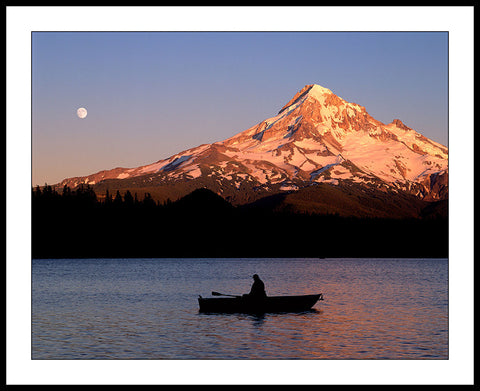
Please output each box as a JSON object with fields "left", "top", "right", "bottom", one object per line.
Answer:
{"left": 198, "top": 293, "right": 323, "bottom": 313}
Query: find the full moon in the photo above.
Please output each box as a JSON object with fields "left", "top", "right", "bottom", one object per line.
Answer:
{"left": 77, "top": 107, "right": 88, "bottom": 119}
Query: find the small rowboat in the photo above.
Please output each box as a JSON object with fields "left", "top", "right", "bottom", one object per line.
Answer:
{"left": 198, "top": 293, "right": 323, "bottom": 313}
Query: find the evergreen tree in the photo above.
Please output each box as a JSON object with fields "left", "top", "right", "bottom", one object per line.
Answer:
{"left": 62, "top": 185, "right": 71, "bottom": 198}
{"left": 33, "top": 185, "right": 42, "bottom": 198}
{"left": 113, "top": 190, "right": 123, "bottom": 206}
{"left": 124, "top": 190, "right": 134, "bottom": 206}
{"left": 104, "top": 189, "right": 113, "bottom": 205}
{"left": 142, "top": 192, "right": 156, "bottom": 208}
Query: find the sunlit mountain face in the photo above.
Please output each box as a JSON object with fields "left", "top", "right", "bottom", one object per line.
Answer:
{"left": 56, "top": 84, "right": 448, "bottom": 217}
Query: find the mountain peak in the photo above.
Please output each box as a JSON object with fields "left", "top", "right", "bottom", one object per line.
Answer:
{"left": 278, "top": 84, "right": 333, "bottom": 114}
{"left": 306, "top": 83, "right": 333, "bottom": 96}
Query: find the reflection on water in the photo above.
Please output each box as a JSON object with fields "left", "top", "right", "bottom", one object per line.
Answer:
{"left": 32, "top": 258, "right": 448, "bottom": 359}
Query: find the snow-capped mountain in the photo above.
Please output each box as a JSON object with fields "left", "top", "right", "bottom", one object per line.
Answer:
{"left": 57, "top": 84, "right": 448, "bottom": 205}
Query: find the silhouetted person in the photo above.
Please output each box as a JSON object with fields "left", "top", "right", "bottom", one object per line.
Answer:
{"left": 248, "top": 274, "right": 267, "bottom": 298}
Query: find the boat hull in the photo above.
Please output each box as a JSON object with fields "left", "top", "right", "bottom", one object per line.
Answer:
{"left": 198, "top": 294, "right": 323, "bottom": 313}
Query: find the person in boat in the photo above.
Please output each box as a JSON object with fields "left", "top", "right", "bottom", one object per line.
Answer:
{"left": 247, "top": 274, "right": 267, "bottom": 298}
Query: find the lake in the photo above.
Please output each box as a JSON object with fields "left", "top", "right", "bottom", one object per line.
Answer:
{"left": 32, "top": 258, "right": 448, "bottom": 360}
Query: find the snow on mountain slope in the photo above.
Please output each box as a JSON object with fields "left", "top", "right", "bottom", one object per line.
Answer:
{"left": 57, "top": 84, "right": 448, "bottom": 201}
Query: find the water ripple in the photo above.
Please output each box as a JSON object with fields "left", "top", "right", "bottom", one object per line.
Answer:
{"left": 32, "top": 258, "right": 448, "bottom": 359}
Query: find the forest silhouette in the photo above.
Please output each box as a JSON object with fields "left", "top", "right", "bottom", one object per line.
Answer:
{"left": 32, "top": 185, "right": 448, "bottom": 259}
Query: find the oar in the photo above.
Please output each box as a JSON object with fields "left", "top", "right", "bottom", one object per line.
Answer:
{"left": 211, "top": 291, "right": 241, "bottom": 298}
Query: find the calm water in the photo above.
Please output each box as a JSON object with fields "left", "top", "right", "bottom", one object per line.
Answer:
{"left": 32, "top": 258, "right": 448, "bottom": 359}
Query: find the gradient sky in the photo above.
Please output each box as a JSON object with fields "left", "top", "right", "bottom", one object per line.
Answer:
{"left": 32, "top": 31, "right": 448, "bottom": 186}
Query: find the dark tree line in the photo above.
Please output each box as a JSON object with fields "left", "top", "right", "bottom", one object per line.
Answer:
{"left": 32, "top": 185, "right": 448, "bottom": 259}
{"left": 32, "top": 184, "right": 161, "bottom": 209}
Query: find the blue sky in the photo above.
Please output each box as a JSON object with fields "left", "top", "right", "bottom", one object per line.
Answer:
{"left": 32, "top": 31, "right": 448, "bottom": 186}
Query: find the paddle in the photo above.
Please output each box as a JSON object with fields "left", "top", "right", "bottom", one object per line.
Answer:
{"left": 211, "top": 291, "right": 241, "bottom": 298}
